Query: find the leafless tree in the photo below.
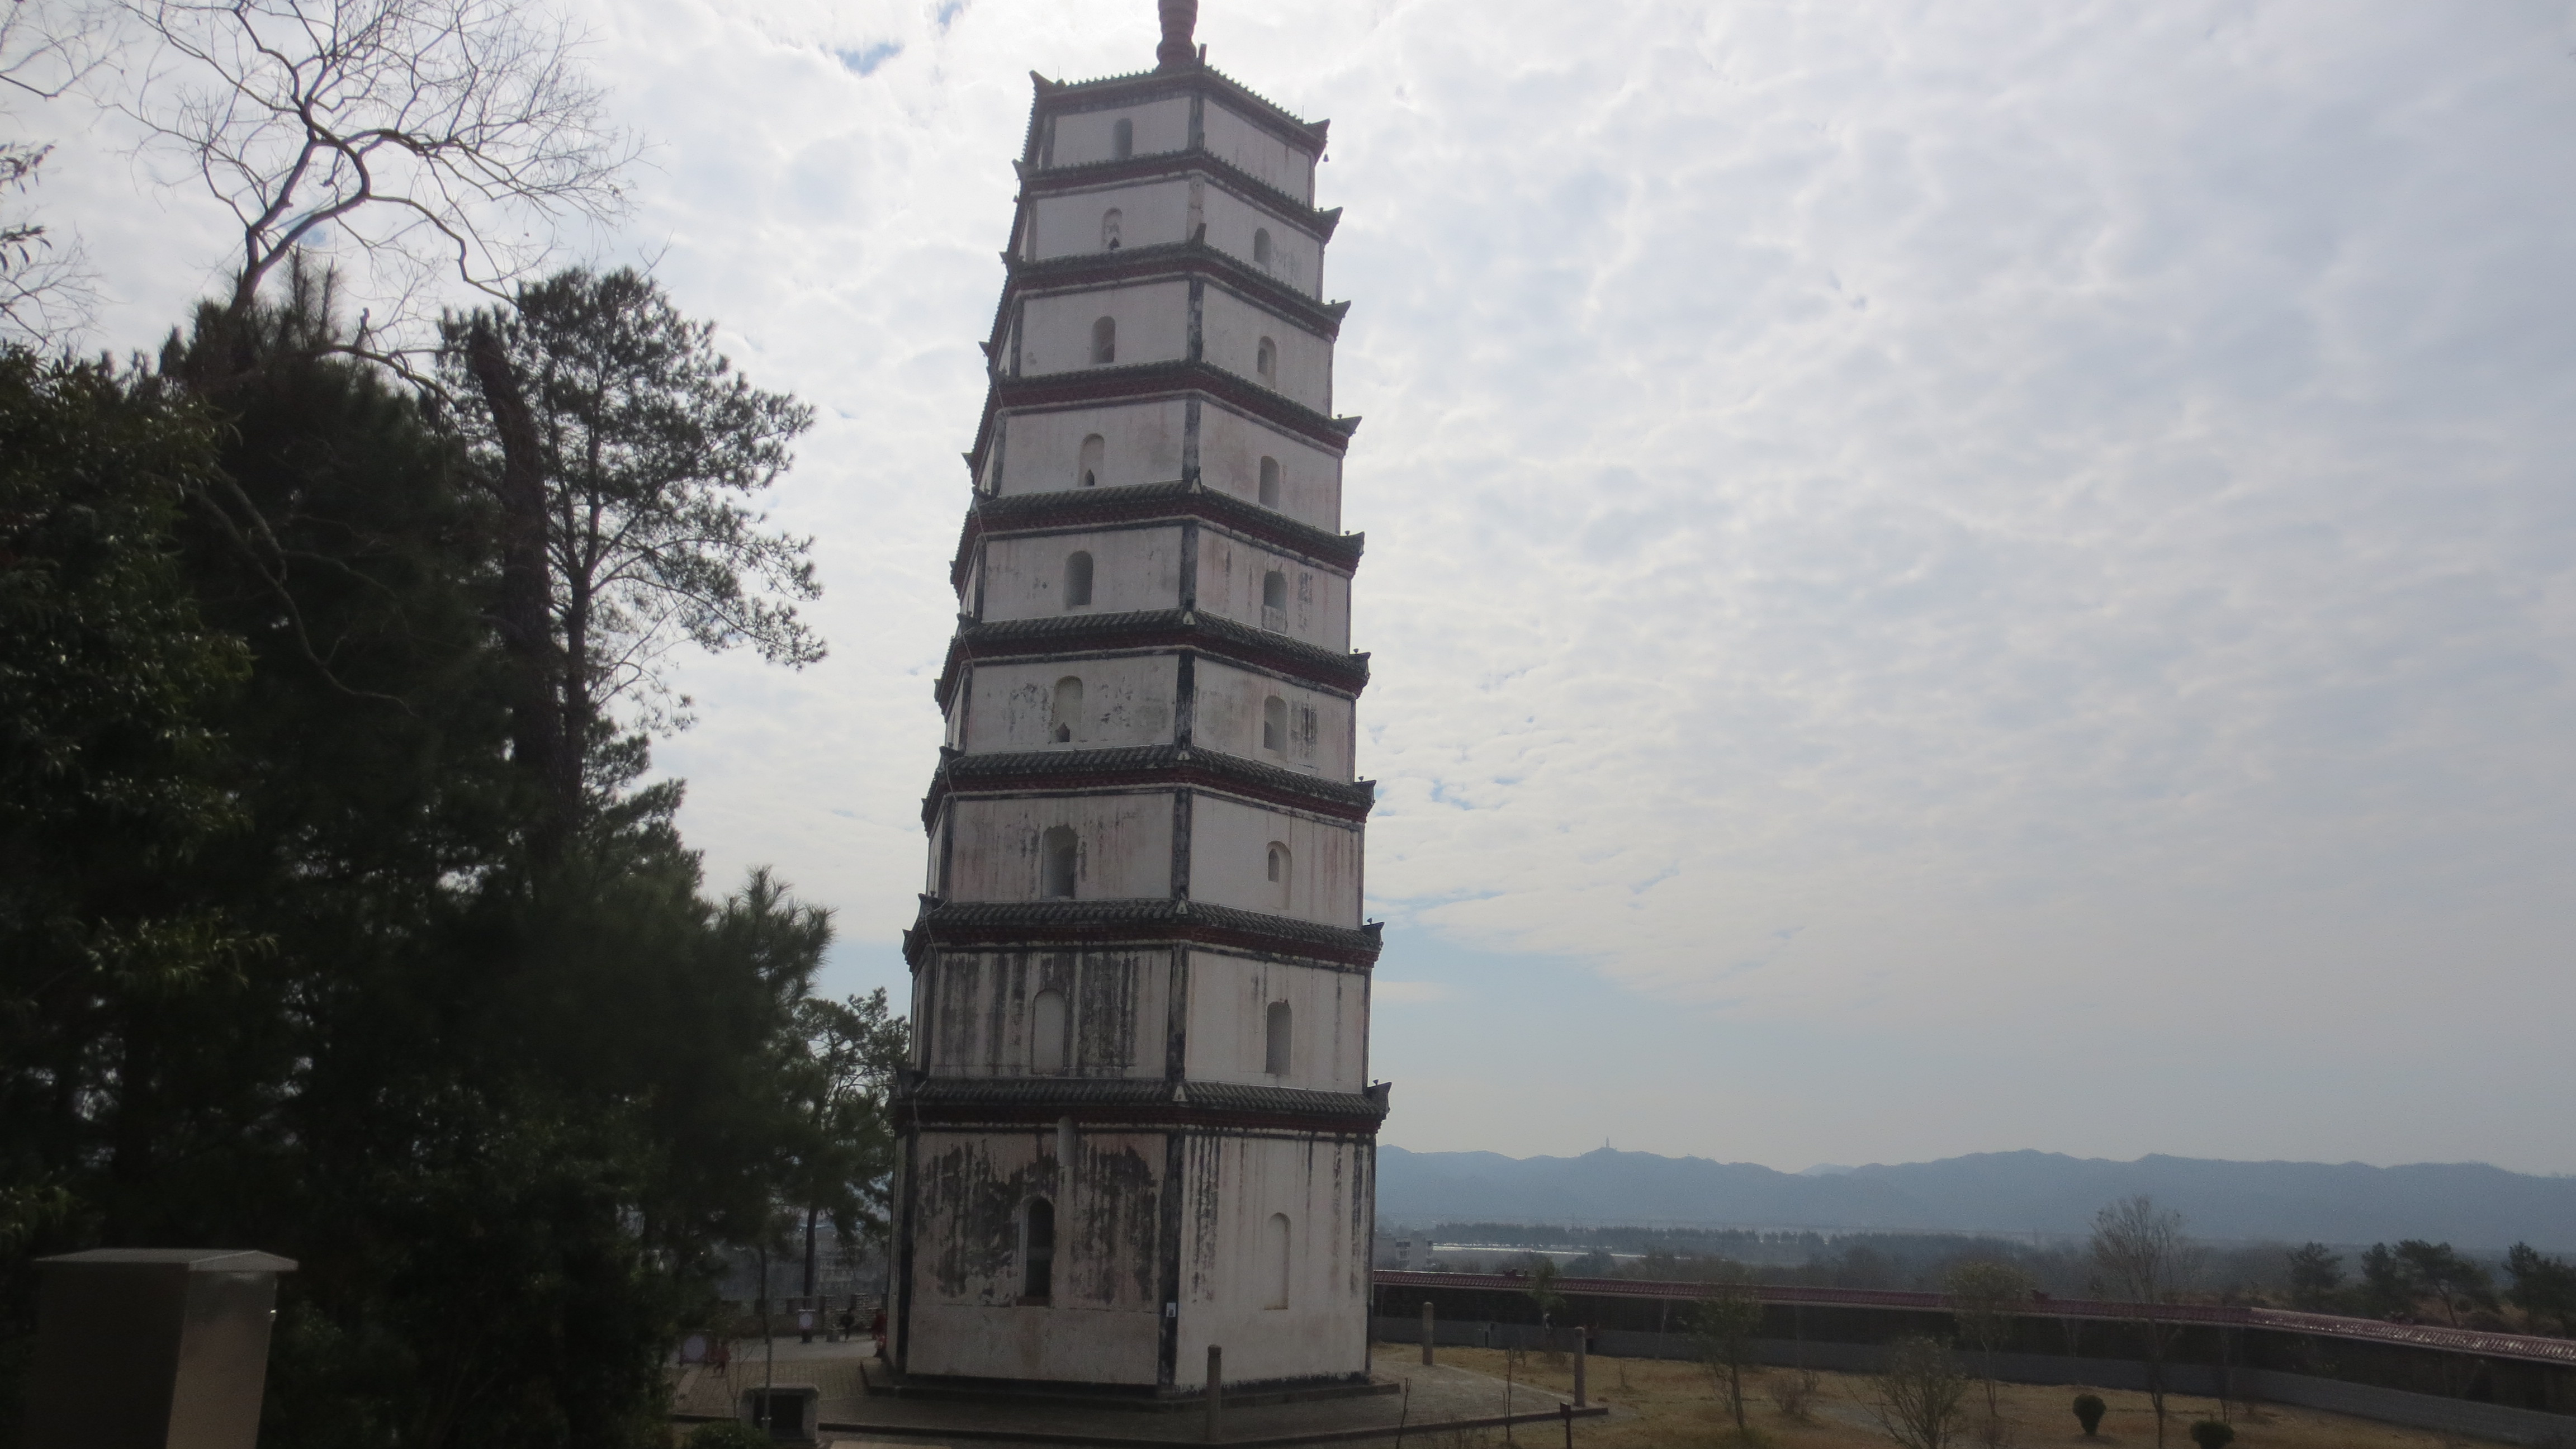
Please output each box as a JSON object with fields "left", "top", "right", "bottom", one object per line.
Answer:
{"left": 2091, "top": 1196, "right": 2201, "bottom": 1448}
{"left": 113, "top": 0, "right": 636, "bottom": 356}
{"left": 1869, "top": 1335, "right": 1971, "bottom": 1449}
{"left": 1945, "top": 1258, "right": 2034, "bottom": 1425}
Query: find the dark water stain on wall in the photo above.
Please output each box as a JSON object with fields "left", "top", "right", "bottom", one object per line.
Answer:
{"left": 921, "top": 1137, "right": 1031, "bottom": 1300}
{"left": 1069, "top": 1134, "right": 1163, "bottom": 1308}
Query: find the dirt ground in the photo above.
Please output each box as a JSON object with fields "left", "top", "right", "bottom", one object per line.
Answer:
{"left": 1405, "top": 1345, "right": 2525, "bottom": 1449}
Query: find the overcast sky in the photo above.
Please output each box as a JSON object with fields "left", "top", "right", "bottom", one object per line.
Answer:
{"left": 27, "top": 0, "right": 2576, "bottom": 1176}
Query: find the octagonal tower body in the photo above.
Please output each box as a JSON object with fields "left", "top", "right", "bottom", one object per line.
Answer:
{"left": 892, "top": 27, "right": 1386, "bottom": 1397}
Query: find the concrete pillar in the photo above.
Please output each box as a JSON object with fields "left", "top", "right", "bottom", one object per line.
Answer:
{"left": 1422, "top": 1300, "right": 1435, "bottom": 1366}
{"left": 23, "top": 1248, "right": 296, "bottom": 1449}
{"left": 1204, "top": 1344, "right": 1224, "bottom": 1441}
{"left": 1573, "top": 1328, "right": 1586, "bottom": 1407}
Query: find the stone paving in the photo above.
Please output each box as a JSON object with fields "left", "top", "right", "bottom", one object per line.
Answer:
{"left": 671, "top": 1340, "right": 1615, "bottom": 1447}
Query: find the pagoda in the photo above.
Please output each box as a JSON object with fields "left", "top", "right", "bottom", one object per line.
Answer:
{"left": 890, "top": 0, "right": 1387, "bottom": 1397}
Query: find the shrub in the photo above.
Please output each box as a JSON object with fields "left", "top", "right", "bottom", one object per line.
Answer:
{"left": 1767, "top": 1366, "right": 1820, "bottom": 1420}
{"left": 686, "top": 1422, "right": 774, "bottom": 1449}
{"left": 2189, "top": 1420, "right": 2236, "bottom": 1449}
{"left": 2072, "top": 1393, "right": 2106, "bottom": 1436}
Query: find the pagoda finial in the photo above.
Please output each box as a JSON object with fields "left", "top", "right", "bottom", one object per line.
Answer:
{"left": 1156, "top": 0, "right": 1199, "bottom": 70}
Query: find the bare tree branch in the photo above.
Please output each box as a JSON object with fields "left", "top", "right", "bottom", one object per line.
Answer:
{"left": 2, "top": 3, "right": 119, "bottom": 344}
{"left": 116, "top": 0, "right": 637, "bottom": 353}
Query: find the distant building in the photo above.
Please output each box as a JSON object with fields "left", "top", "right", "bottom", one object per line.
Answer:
{"left": 889, "top": 0, "right": 1386, "bottom": 1398}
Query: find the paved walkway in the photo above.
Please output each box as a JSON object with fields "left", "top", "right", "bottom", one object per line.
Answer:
{"left": 672, "top": 1341, "right": 1612, "bottom": 1447}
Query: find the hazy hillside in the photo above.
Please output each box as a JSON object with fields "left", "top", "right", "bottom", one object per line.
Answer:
{"left": 1377, "top": 1147, "right": 2576, "bottom": 1249}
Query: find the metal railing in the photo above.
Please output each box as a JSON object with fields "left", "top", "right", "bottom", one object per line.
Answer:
{"left": 1371, "top": 1271, "right": 2576, "bottom": 1368}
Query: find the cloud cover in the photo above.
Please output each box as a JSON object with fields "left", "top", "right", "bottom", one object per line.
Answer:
{"left": 31, "top": 0, "right": 2576, "bottom": 1172}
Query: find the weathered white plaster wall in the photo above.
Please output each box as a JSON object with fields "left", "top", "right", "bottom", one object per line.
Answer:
{"left": 1200, "top": 102, "right": 1316, "bottom": 204}
{"left": 944, "top": 792, "right": 1175, "bottom": 901}
{"left": 1202, "top": 185, "right": 1320, "bottom": 296}
{"left": 1191, "top": 659, "right": 1352, "bottom": 779}
{"left": 1025, "top": 179, "right": 1322, "bottom": 299}
{"left": 1195, "top": 404, "right": 1342, "bottom": 531}
{"left": 905, "top": 1126, "right": 1168, "bottom": 1382}
{"left": 1048, "top": 97, "right": 1192, "bottom": 168}
{"left": 994, "top": 400, "right": 1188, "bottom": 495}
{"left": 920, "top": 948, "right": 1171, "bottom": 1079}
{"left": 1200, "top": 288, "right": 1330, "bottom": 413}
{"left": 1183, "top": 953, "right": 1367, "bottom": 1092}
{"left": 980, "top": 525, "right": 1183, "bottom": 621}
{"left": 1186, "top": 795, "right": 1361, "bottom": 926}
{"left": 1019, "top": 281, "right": 1188, "bottom": 376}
{"left": 1172, "top": 1133, "right": 1370, "bottom": 1386}
{"left": 1027, "top": 179, "right": 1194, "bottom": 260}
{"left": 1195, "top": 531, "right": 1349, "bottom": 650}
{"left": 955, "top": 657, "right": 1178, "bottom": 754}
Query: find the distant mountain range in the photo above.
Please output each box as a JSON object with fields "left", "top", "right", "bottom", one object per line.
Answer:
{"left": 1377, "top": 1147, "right": 2576, "bottom": 1251}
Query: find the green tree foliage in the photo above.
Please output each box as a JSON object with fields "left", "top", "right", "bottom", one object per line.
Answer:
{"left": 1689, "top": 1273, "right": 1764, "bottom": 1431}
{"left": 2506, "top": 1243, "right": 2576, "bottom": 1336}
{"left": 2359, "top": 1239, "right": 2496, "bottom": 1327}
{"left": 2187, "top": 1419, "right": 2235, "bottom": 1448}
{"left": 0, "top": 272, "right": 877, "bottom": 1448}
{"left": 439, "top": 266, "right": 820, "bottom": 823}
{"left": 2072, "top": 1393, "right": 2106, "bottom": 1436}
{"left": 1, "top": 347, "right": 248, "bottom": 1287}
{"left": 783, "top": 988, "right": 909, "bottom": 1298}
{"left": 2285, "top": 1242, "right": 2346, "bottom": 1311}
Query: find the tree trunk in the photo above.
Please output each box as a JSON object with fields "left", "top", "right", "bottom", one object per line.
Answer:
{"left": 461, "top": 319, "right": 571, "bottom": 839}
{"left": 803, "top": 1204, "right": 819, "bottom": 1300}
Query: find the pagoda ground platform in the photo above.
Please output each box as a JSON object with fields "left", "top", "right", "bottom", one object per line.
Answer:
{"left": 670, "top": 1339, "right": 1613, "bottom": 1447}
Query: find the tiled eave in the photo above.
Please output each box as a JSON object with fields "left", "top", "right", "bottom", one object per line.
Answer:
{"left": 1024, "top": 63, "right": 1329, "bottom": 162}
{"left": 897, "top": 1074, "right": 1389, "bottom": 1134}
{"left": 903, "top": 897, "right": 1385, "bottom": 970}
{"left": 995, "top": 240, "right": 1351, "bottom": 344}
{"left": 921, "top": 744, "right": 1377, "bottom": 829}
{"left": 968, "top": 359, "right": 1361, "bottom": 475}
{"left": 1015, "top": 150, "right": 1343, "bottom": 243}
{"left": 932, "top": 608, "right": 1371, "bottom": 711}
{"left": 949, "top": 479, "right": 1365, "bottom": 593}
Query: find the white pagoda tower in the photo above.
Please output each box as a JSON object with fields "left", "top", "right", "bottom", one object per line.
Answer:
{"left": 890, "top": 0, "right": 1386, "bottom": 1398}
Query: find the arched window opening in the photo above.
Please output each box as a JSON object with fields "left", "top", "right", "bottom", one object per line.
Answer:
{"left": 1041, "top": 826, "right": 1078, "bottom": 899}
{"left": 1078, "top": 434, "right": 1105, "bottom": 489}
{"left": 1266, "top": 842, "right": 1291, "bottom": 910}
{"left": 1101, "top": 208, "right": 1123, "bottom": 250}
{"left": 1261, "top": 569, "right": 1287, "bottom": 632}
{"left": 1255, "top": 336, "right": 1277, "bottom": 388}
{"left": 1252, "top": 227, "right": 1273, "bottom": 269}
{"left": 1024, "top": 1199, "right": 1056, "bottom": 1301}
{"left": 1091, "top": 316, "right": 1116, "bottom": 365}
{"left": 1257, "top": 456, "right": 1281, "bottom": 509}
{"left": 1264, "top": 999, "right": 1291, "bottom": 1076}
{"left": 1050, "top": 676, "right": 1084, "bottom": 744}
{"left": 1064, "top": 551, "right": 1094, "bottom": 609}
{"left": 1265, "top": 1211, "right": 1291, "bottom": 1309}
{"left": 1111, "top": 117, "right": 1134, "bottom": 159}
{"left": 1031, "top": 988, "right": 1068, "bottom": 1072}
{"left": 1262, "top": 695, "right": 1287, "bottom": 754}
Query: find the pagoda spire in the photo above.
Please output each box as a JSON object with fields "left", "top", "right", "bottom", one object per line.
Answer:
{"left": 1156, "top": 0, "right": 1199, "bottom": 70}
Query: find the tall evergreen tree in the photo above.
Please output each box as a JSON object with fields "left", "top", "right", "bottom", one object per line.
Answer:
{"left": 3, "top": 271, "right": 876, "bottom": 1449}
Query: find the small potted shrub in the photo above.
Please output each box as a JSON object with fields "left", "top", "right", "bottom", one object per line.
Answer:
{"left": 2189, "top": 1419, "right": 2236, "bottom": 1448}
{"left": 2072, "top": 1393, "right": 2107, "bottom": 1437}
